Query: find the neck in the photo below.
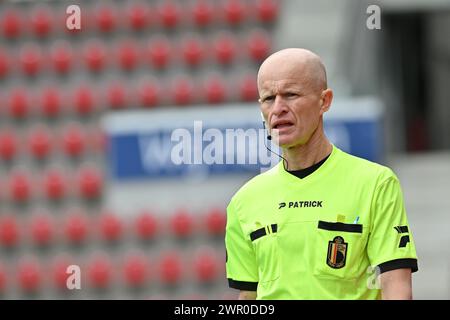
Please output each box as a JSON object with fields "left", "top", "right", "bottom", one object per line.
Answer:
{"left": 282, "top": 124, "right": 332, "bottom": 171}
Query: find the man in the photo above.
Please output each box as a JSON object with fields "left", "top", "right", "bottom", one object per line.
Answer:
{"left": 225, "top": 48, "right": 418, "bottom": 300}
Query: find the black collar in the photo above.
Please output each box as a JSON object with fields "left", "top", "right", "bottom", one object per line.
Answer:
{"left": 287, "top": 153, "right": 331, "bottom": 179}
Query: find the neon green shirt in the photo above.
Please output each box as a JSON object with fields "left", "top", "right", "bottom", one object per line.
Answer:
{"left": 225, "top": 145, "right": 418, "bottom": 299}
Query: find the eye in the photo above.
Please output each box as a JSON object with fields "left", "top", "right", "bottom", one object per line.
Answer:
{"left": 262, "top": 96, "right": 275, "bottom": 103}
{"left": 286, "top": 92, "right": 298, "bottom": 98}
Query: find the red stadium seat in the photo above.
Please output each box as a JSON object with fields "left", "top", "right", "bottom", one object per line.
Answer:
{"left": 28, "top": 126, "right": 52, "bottom": 160}
{"left": 223, "top": 0, "right": 246, "bottom": 26}
{"left": 19, "top": 44, "right": 43, "bottom": 76}
{"left": 83, "top": 41, "right": 107, "bottom": 72}
{"left": 30, "top": 7, "right": 53, "bottom": 37}
{"left": 40, "top": 87, "right": 62, "bottom": 118}
{"left": 72, "top": 85, "right": 96, "bottom": 117}
{"left": 0, "top": 215, "right": 20, "bottom": 247}
{"left": 17, "top": 259, "right": 41, "bottom": 293}
{"left": 63, "top": 210, "right": 89, "bottom": 245}
{"left": 126, "top": 2, "right": 151, "bottom": 31}
{"left": 61, "top": 123, "right": 86, "bottom": 159}
{"left": 192, "top": 0, "right": 215, "bottom": 27}
{"left": 138, "top": 80, "right": 160, "bottom": 108}
{"left": 213, "top": 33, "right": 237, "bottom": 65}
{"left": 146, "top": 37, "right": 171, "bottom": 69}
{"left": 170, "top": 209, "right": 194, "bottom": 238}
{"left": 239, "top": 74, "right": 259, "bottom": 102}
{"left": 87, "top": 255, "right": 112, "bottom": 289}
{"left": 193, "top": 250, "right": 219, "bottom": 283}
{"left": 181, "top": 36, "right": 205, "bottom": 67}
{"left": 134, "top": 210, "right": 158, "bottom": 240}
{"left": 255, "top": 0, "right": 279, "bottom": 23}
{"left": 0, "top": 129, "right": 18, "bottom": 162}
{"left": 247, "top": 29, "right": 271, "bottom": 62}
{"left": 43, "top": 169, "right": 66, "bottom": 201}
{"left": 7, "top": 88, "right": 30, "bottom": 120}
{"left": 1, "top": 10, "right": 22, "bottom": 39}
{"left": 106, "top": 82, "right": 128, "bottom": 110}
{"left": 157, "top": 1, "right": 181, "bottom": 29}
{"left": 159, "top": 252, "right": 182, "bottom": 285}
{"left": 116, "top": 41, "right": 139, "bottom": 71}
{"left": 51, "top": 256, "right": 72, "bottom": 290}
{"left": 90, "top": 127, "right": 107, "bottom": 154}
{"left": 93, "top": 5, "right": 118, "bottom": 33}
{"left": 204, "top": 76, "right": 227, "bottom": 104}
{"left": 50, "top": 41, "right": 73, "bottom": 74}
{"left": 0, "top": 264, "right": 6, "bottom": 292}
{"left": 29, "top": 213, "right": 54, "bottom": 246}
{"left": 98, "top": 211, "right": 123, "bottom": 243}
{"left": 8, "top": 171, "right": 32, "bottom": 204}
{"left": 77, "top": 166, "right": 103, "bottom": 200}
{"left": 123, "top": 254, "right": 149, "bottom": 287}
{"left": 204, "top": 207, "right": 226, "bottom": 236}
{"left": 172, "top": 77, "right": 195, "bottom": 106}
{"left": 0, "top": 49, "right": 10, "bottom": 78}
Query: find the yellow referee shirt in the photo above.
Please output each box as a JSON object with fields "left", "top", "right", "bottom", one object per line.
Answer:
{"left": 225, "top": 145, "right": 418, "bottom": 299}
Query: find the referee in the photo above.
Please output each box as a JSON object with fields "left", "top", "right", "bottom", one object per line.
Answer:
{"left": 225, "top": 48, "right": 418, "bottom": 300}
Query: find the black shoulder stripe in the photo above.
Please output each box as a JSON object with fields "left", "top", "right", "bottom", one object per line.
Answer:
{"left": 228, "top": 278, "right": 258, "bottom": 291}
{"left": 318, "top": 220, "right": 363, "bottom": 233}
{"left": 250, "top": 224, "right": 277, "bottom": 241}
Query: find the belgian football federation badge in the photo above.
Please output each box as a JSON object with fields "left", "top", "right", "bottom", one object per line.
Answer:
{"left": 327, "top": 236, "right": 347, "bottom": 269}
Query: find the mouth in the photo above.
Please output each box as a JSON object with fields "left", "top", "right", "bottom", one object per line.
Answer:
{"left": 272, "top": 121, "right": 294, "bottom": 130}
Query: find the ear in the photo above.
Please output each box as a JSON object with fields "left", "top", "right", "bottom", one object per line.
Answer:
{"left": 320, "top": 89, "right": 333, "bottom": 114}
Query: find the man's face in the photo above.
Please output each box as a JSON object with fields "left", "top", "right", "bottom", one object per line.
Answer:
{"left": 258, "top": 75, "right": 324, "bottom": 148}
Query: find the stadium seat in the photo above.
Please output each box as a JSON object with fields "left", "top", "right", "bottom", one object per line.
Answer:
{"left": 63, "top": 210, "right": 89, "bottom": 245}
{"left": 98, "top": 211, "right": 123, "bottom": 243}
{"left": 87, "top": 255, "right": 113, "bottom": 289}
{"left": 76, "top": 166, "right": 103, "bottom": 200}
{"left": 1, "top": 10, "right": 22, "bottom": 39}
{"left": 61, "top": 123, "right": 86, "bottom": 159}
{"left": 50, "top": 41, "right": 73, "bottom": 74}
{"left": 193, "top": 250, "right": 219, "bottom": 283}
{"left": 51, "top": 256, "right": 72, "bottom": 290}
{"left": 27, "top": 126, "right": 52, "bottom": 160}
{"left": 247, "top": 29, "right": 271, "bottom": 62}
{"left": 159, "top": 252, "right": 182, "bottom": 285}
{"left": 181, "top": 36, "right": 205, "bottom": 67}
{"left": 0, "top": 129, "right": 18, "bottom": 161}
{"left": 116, "top": 41, "right": 139, "bottom": 71}
{"left": 138, "top": 80, "right": 160, "bottom": 108}
{"left": 83, "top": 41, "right": 107, "bottom": 72}
{"left": 93, "top": 4, "right": 118, "bottom": 33}
{"left": 239, "top": 74, "right": 259, "bottom": 102}
{"left": 29, "top": 213, "right": 54, "bottom": 246}
{"left": 146, "top": 37, "right": 171, "bottom": 69}
{"left": 126, "top": 2, "right": 151, "bottom": 31}
{"left": 204, "top": 76, "right": 227, "bottom": 104}
{"left": 204, "top": 208, "right": 226, "bottom": 236}
{"left": 213, "top": 33, "right": 237, "bottom": 65}
{"left": 106, "top": 82, "right": 128, "bottom": 110}
{"left": 171, "top": 77, "right": 195, "bottom": 106}
{"left": 157, "top": 1, "right": 181, "bottom": 29}
{"left": 122, "top": 254, "right": 149, "bottom": 287}
{"left": 255, "top": 0, "right": 279, "bottom": 24}
{"left": 43, "top": 169, "right": 66, "bottom": 201}
{"left": 134, "top": 210, "right": 158, "bottom": 240}
{"left": 223, "top": 0, "right": 246, "bottom": 26}
{"left": 0, "top": 215, "right": 20, "bottom": 247}
{"left": 72, "top": 85, "right": 96, "bottom": 117}
{"left": 0, "top": 49, "right": 10, "bottom": 78}
{"left": 17, "top": 259, "right": 41, "bottom": 293}
{"left": 40, "top": 87, "right": 62, "bottom": 118}
{"left": 19, "top": 44, "right": 43, "bottom": 76}
{"left": 170, "top": 209, "right": 194, "bottom": 238}
{"left": 7, "top": 88, "right": 30, "bottom": 120}
{"left": 30, "top": 6, "right": 53, "bottom": 38}
{"left": 191, "top": 0, "right": 215, "bottom": 27}
{"left": 8, "top": 171, "right": 32, "bottom": 204}
{"left": 0, "top": 264, "right": 6, "bottom": 292}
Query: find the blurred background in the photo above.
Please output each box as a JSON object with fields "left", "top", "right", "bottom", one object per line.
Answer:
{"left": 0, "top": 0, "right": 449, "bottom": 299}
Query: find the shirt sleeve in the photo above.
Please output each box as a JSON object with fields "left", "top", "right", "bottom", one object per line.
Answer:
{"left": 225, "top": 196, "right": 259, "bottom": 290}
{"left": 367, "top": 172, "right": 419, "bottom": 274}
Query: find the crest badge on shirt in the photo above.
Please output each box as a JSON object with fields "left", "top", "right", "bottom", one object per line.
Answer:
{"left": 327, "top": 236, "right": 347, "bottom": 269}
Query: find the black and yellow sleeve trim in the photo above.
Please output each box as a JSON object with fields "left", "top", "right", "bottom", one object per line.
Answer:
{"left": 228, "top": 278, "right": 258, "bottom": 291}
{"left": 250, "top": 224, "right": 277, "bottom": 241}
{"left": 378, "top": 258, "right": 418, "bottom": 274}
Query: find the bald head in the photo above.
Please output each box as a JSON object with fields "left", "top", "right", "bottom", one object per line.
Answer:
{"left": 257, "top": 48, "right": 328, "bottom": 94}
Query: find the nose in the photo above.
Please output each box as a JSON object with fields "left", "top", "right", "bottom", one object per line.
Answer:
{"left": 271, "top": 95, "right": 288, "bottom": 117}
